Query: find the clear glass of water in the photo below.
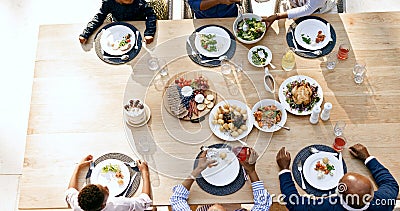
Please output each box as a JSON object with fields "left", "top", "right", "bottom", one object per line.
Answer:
{"left": 147, "top": 55, "right": 159, "bottom": 71}
{"left": 220, "top": 60, "right": 232, "bottom": 75}
{"left": 334, "top": 121, "right": 346, "bottom": 136}
{"left": 326, "top": 51, "right": 338, "bottom": 70}
{"left": 158, "top": 59, "right": 168, "bottom": 76}
{"left": 353, "top": 60, "right": 366, "bottom": 84}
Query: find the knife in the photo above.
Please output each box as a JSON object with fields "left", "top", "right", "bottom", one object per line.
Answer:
{"left": 338, "top": 152, "right": 343, "bottom": 173}
{"left": 85, "top": 161, "right": 95, "bottom": 179}
{"left": 291, "top": 30, "right": 299, "bottom": 50}
{"left": 326, "top": 23, "right": 333, "bottom": 42}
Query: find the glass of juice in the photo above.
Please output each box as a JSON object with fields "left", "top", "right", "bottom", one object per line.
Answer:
{"left": 232, "top": 146, "right": 249, "bottom": 161}
{"left": 333, "top": 136, "right": 347, "bottom": 152}
{"left": 337, "top": 44, "right": 350, "bottom": 60}
{"left": 281, "top": 47, "right": 296, "bottom": 71}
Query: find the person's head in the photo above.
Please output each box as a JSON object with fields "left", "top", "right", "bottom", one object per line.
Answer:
{"left": 208, "top": 204, "right": 226, "bottom": 211}
{"left": 78, "top": 184, "right": 109, "bottom": 211}
{"left": 338, "top": 172, "right": 374, "bottom": 209}
{"left": 116, "top": 0, "right": 134, "bottom": 5}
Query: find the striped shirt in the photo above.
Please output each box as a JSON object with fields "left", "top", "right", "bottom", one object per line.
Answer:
{"left": 170, "top": 181, "right": 272, "bottom": 211}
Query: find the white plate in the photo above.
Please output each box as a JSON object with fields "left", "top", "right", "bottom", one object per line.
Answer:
{"left": 90, "top": 159, "right": 130, "bottom": 196}
{"left": 278, "top": 75, "right": 323, "bottom": 115}
{"left": 124, "top": 104, "right": 151, "bottom": 127}
{"left": 100, "top": 25, "right": 135, "bottom": 56}
{"left": 251, "top": 99, "right": 287, "bottom": 132}
{"left": 294, "top": 19, "right": 330, "bottom": 50}
{"left": 209, "top": 100, "right": 253, "bottom": 141}
{"left": 303, "top": 152, "right": 344, "bottom": 190}
{"left": 194, "top": 26, "right": 231, "bottom": 58}
{"left": 201, "top": 148, "right": 240, "bottom": 186}
{"left": 247, "top": 45, "right": 272, "bottom": 68}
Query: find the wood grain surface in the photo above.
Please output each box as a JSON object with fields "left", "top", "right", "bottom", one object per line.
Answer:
{"left": 19, "top": 12, "right": 400, "bottom": 209}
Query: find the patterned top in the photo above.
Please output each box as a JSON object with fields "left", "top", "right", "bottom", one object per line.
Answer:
{"left": 80, "top": 0, "right": 157, "bottom": 39}
{"left": 287, "top": 0, "right": 327, "bottom": 19}
{"left": 170, "top": 181, "right": 272, "bottom": 211}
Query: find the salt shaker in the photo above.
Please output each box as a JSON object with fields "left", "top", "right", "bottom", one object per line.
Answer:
{"left": 310, "top": 106, "right": 321, "bottom": 124}
{"left": 320, "top": 102, "right": 332, "bottom": 121}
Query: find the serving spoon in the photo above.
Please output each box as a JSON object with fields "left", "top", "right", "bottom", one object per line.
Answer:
{"left": 103, "top": 55, "right": 130, "bottom": 60}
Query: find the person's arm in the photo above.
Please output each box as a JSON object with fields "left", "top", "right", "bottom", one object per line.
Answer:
{"left": 68, "top": 155, "right": 93, "bottom": 190}
{"left": 142, "top": 0, "right": 157, "bottom": 44}
{"left": 79, "top": 0, "right": 111, "bottom": 43}
{"left": 349, "top": 144, "right": 399, "bottom": 210}
{"left": 261, "top": 12, "right": 288, "bottom": 29}
{"left": 137, "top": 160, "right": 151, "bottom": 198}
{"left": 286, "top": 0, "right": 325, "bottom": 19}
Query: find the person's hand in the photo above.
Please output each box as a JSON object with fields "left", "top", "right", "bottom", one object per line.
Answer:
{"left": 239, "top": 148, "right": 257, "bottom": 174}
{"left": 219, "top": 0, "right": 240, "bottom": 5}
{"left": 137, "top": 160, "right": 149, "bottom": 173}
{"left": 261, "top": 14, "right": 278, "bottom": 29}
{"left": 276, "top": 147, "right": 291, "bottom": 171}
{"left": 144, "top": 36, "right": 154, "bottom": 44}
{"left": 77, "top": 155, "right": 93, "bottom": 169}
{"left": 349, "top": 143, "right": 370, "bottom": 162}
{"left": 195, "top": 151, "right": 217, "bottom": 172}
{"left": 79, "top": 36, "right": 87, "bottom": 44}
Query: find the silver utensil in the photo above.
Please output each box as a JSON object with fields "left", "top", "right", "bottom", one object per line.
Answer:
{"left": 124, "top": 172, "right": 138, "bottom": 197}
{"left": 186, "top": 38, "right": 200, "bottom": 58}
{"left": 309, "top": 147, "right": 338, "bottom": 156}
{"left": 297, "top": 161, "right": 307, "bottom": 190}
{"left": 103, "top": 55, "right": 129, "bottom": 60}
{"left": 125, "top": 161, "right": 137, "bottom": 168}
{"left": 326, "top": 23, "right": 333, "bottom": 42}
{"left": 85, "top": 161, "right": 95, "bottom": 179}
{"left": 135, "top": 31, "right": 139, "bottom": 50}
{"left": 294, "top": 49, "right": 322, "bottom": 55}
{"left": 276, "top": 124, "right": 290, "bottom": 131}
{"left": 200, "top": 55, "right": 227, "bottom": 64}
{"left": 236, "top": 3, "right": 248, "bottom": 32}
{"left": 236, "top": 139, "right": 248, "bottom": 146}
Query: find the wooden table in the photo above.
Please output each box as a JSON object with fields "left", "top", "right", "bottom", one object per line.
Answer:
{"left": 19, "top": 12, "right": 400, "bottom": 209}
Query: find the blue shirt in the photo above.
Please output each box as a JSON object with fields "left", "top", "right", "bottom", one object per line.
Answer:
{"left": 187, "top": 0, "right": 238, "bottom": 18}
{"left": 170, "top": 181, "right": 272, "bottom": 210}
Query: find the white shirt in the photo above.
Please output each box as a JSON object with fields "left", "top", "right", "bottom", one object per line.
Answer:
{"left": 65, "top": 188, "right": 152, "bottom": 211}
{"left": 287, "top": 0, "right": 327, "bottom": 19}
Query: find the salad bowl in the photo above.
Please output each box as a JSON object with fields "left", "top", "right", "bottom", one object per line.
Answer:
{"left": 233, "top": 13, "right": 266, "bottom": 44}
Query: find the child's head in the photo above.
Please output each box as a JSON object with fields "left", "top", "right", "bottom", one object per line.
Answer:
{"left": 78, "top": 184, "right": 109, "bottom": 211}
{"left": 117, "top": 0, "right": 135, "bottom": 4}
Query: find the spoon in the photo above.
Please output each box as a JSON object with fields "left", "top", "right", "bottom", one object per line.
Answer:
{"left": 103, "top": 55, "right": 130, "bottom": 60}
{"left": 294, "top": 49, "right": 322, "bottom": 56}
{"left": 236, "top": 139, "right": 248, "bottom": 146}
{"left": 276, "top": 124, "right": 290, "bottom": 131}
{"left": 200, "top": 55, "right": 227, "bottom": 64}
{"left": 236, "top": 3, "right": 248, "bottom": 32}
{"left": 309, "top": 147, "right": 338, "bottom": 155}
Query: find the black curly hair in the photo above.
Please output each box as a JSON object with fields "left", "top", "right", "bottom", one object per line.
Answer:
{"left": 78, "top": 184, "right": 105, "bottom": 211}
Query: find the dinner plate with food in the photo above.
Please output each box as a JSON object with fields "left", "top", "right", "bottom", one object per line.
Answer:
{"left": 233, "top": 13, "right": 266, "bottom": 44}
{"left": 201, "top": 147, "right": 240, "bottom": 186}
{"left": 294, "top": 19, "right": 330, "bottom": 50}
{"left": 303, "top": 152, "right": 344, "bottom": 190}
{"left": 278, "top": 75, "right": 323, "bottom": 115}
{"left": 100, "top": 25, "right": 135, "bottom": 55}
{"left": 194, "top": 26, "right": 231, "bottom": 58}
{"left": 90, "top": 159, "right": 130, "bottom": 196}
{"left": 251, "top": 99, "right": 287, "bottom": 132}
{"left": 209, "top": 100, "right": 253, "bottom": 141}
{"left": 163, "top": 72, "right": 217, "bottom": 121}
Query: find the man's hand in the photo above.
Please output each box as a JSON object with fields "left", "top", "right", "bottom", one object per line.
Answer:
{"left": 137, "top": 160, "right": 149, "bottom": 173}
{"left": 349, "top": 143, "right": 370, "bottom": 162}
{"left": 239, "top": 148, "right": 257, "bottom": 174}
{"left": 144, "top": 36, "right": 154, "bottom": 44}
{"left": 276, "top": 147, "right": 291, "bottom": 171}
{"left": 195, "top": 151, "right": 217, "bottom": 173}
{"left": 79, "top": 36, "right": 87, "bottom": 44}
{"left": 218, "top": 0, "right": 240, "bottom": 5}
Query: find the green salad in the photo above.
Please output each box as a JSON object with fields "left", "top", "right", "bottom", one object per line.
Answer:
{"left": 200, "top": 34, "right": 218, "bottom": 52}
{"left": 101, "top": 164, "right": 121, "bottom": 173}
{"left": 237, "top": 18, "right": 265, "bottom": 41}
{"left": 251, "top": 48, "right": 268, "bottom": 66}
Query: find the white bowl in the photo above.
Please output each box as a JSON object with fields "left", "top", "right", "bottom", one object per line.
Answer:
{"left": 247, "top": 45, "right": 272, "bottom": 68}
{"left": 233, "top": 13, "right": 266, "bottom": 44}
{"left": 250, "top": 99, "right": 287, "bottom": 133}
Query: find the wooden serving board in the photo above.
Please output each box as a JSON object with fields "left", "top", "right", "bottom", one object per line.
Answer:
{"left": 162, "top": 71, "right": 217, "bottom": 121}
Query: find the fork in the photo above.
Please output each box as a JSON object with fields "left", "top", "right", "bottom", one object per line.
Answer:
{"left": 186, "top": 37, "right": 199, "bottom": 59}
{"left": 125, "top": 161, "right": 137, "bottom": 168}
{"left": 134, "top": 31, "right": 139, "bottom": 50}
{"left": 297, "top": 161, "right": 307, "bottom": 190}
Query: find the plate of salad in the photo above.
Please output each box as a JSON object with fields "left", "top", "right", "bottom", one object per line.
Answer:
{"left": 233, "top": 13, "right": 266, "bottom": 44}
{"left": 247, "top": 45, "right": 272, "bottom": 68}
{"left": 100, "top": 24, "right": 135, "bottom": 55}
{"left": 294, "top": 19, "right": 330, "bottom": 50}
{"left": 278, "top": 75, "right": 323, "bottom": 115}
{"left": 194, "top": 26, "right": 231, "bottom": 58}
{"left": 251, "top": 99, "right": 287, "bottom": 132}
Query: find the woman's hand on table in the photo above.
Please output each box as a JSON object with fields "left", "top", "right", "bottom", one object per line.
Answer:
{"left": 349, "top": 143, "right": 370, "bottom": 162}
{"left": 79, "top": 36, "right": 87, "bottom": 44}
{"left": 276, "top": 147, "right": 291, "bottom": 171}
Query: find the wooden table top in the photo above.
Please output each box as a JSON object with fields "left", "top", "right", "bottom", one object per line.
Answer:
{"left": 19, "top": 12, "right": 400, "bottom": 209}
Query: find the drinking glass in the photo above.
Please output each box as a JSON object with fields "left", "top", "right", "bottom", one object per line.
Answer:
{"left": 220, "top": 60, "right": 232, "bottom": 75}
{"left": 326, "top": 51, "right": 338, "bottom": 70}
{"left": 353, "top": 60, "right": 367, "bottom": 84}
{"left": 147, "top": 55, "right": 159, "bottom": 71}
{"left": 138, "top": 136, "right": 150, "bottom": 152}
{"left": 281, "top": 47, "right": 296, "bottom": 71}
{"left": 334, "top": 121, "right": 346, "bottom": 136}
{"left": 333, "top": 136, "right": 347, "bottom": 152}
{"left": 158, "top": 59, "right": 168, "bottom": 76}
{"left": 337, "top": 44, "right": 350, "bottom": 60}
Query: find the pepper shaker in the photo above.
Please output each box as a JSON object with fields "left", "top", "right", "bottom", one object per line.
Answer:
{"left": 320, "top": 102, "right": 332, "bottom": 121}
{"left": 310, "top": 106, "right": 321, "bottom": 124}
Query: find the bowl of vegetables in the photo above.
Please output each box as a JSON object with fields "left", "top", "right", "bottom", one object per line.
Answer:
{"left": 233, "top": 13, "right": 266, "bottom": 44}
{"left": 247, "top": 45, "right": 272, "bottom": 68}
